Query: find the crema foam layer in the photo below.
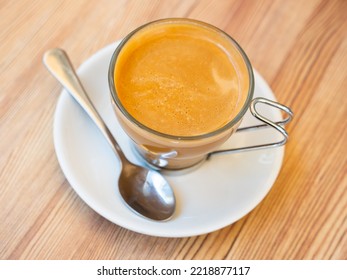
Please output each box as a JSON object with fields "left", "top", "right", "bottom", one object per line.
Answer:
{"left": 115, "top": 21, "right": 245, "bottom": 136}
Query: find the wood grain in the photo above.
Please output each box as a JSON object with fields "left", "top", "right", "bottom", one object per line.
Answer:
{"left": 0, "top": 0, "right": 346, "bottom": 260}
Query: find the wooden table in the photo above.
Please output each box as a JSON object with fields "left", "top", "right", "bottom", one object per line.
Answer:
{"left": 1, "top": 0, "right": 346, "bottom": 260}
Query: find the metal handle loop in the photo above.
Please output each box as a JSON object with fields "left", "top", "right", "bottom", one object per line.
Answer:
{"left": 208, "top": 97, "right": 293, "bottom": 157}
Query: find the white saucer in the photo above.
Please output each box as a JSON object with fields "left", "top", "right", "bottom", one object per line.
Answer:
{"left": 53, "top": 42, "right": 284, "bottom": 237}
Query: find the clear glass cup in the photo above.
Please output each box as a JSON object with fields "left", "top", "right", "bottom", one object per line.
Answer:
{"left": 108, "top": 18, "right": 292, "bottom": 170}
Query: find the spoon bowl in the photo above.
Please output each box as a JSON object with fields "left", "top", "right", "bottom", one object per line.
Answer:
{"left": 43, "top": 48, "right": 175, "bottom": 221}
{"left": 119, "top": 166, "right": 175, "bottom": 220}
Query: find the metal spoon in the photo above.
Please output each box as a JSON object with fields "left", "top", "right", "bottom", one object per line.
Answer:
{"left": 43, "top": 48, "right": 175, "bottom": 221}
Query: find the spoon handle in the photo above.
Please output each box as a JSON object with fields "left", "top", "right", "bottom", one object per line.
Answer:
{"left": 43, "top": 48, "right": 127, "bottom": 162}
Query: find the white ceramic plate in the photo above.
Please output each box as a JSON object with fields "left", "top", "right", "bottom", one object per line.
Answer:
{"left": 53, "top": 42, "right": 284, "bottom": 237}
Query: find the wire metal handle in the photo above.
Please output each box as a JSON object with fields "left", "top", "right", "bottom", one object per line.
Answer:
{"left": 208, "top": 97, "right": 293, "bottom": 158}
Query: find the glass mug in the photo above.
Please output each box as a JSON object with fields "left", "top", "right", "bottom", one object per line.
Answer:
{"left": 108, "top": 18, "right": 293, "bottom": 170}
